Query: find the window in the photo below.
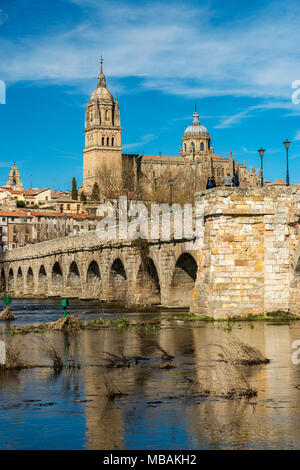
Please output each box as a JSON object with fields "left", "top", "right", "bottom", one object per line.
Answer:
{"left": 107, "top": 137, "right": 109, "bottom": 146}
{"left": 200, "top": 142, "right": 204, "bottom": 151}
{"left": 102, "top": 137, "right": 105, "bottom": 146}
{"left": 112, "top": 137, "right": 114, "bottom": 146}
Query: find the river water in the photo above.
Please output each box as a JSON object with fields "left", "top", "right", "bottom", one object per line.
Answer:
{"left": 0, "top": 299, "right": 300, "bottom": 450}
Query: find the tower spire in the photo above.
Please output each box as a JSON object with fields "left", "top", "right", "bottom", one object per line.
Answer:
{"left": 97, "top": 55, "right": 106, "bottom": 88}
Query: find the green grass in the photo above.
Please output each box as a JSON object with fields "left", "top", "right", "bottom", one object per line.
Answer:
{"left": 117, "top": 317, "right": 130, "bottom": 328}
{"left": 173, "top": 311, "right": 299, "bottom": 323}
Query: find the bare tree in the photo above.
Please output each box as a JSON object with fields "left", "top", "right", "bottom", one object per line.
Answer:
{"left": 150, "top": 166, "right": 206, "bottom": 206}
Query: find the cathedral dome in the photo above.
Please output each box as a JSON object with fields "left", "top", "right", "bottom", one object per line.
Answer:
{"left": 91, "top": 58, "right": 114, "bottom": 103}
{"left": 91, "top": 86, "right": 113, "bottom": 103}
{"left": 184, "top": 111, "right": 209, "bottom": 136}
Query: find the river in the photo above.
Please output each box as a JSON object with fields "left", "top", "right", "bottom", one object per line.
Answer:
{"left": 0, "top": 299, "right": 300, "bottom": 450}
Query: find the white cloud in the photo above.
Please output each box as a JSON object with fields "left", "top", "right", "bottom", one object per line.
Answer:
{"left": 215, "top": 101, "right": 300, "bottom": 128}
{"left": 294, "top": 130, "right": 300, "bottom": 141}
{"left": 1, "top": 0, "right": 300, "bottom": 106}
{"left": 123, "top": 133, "right": 157, "bottom": 151}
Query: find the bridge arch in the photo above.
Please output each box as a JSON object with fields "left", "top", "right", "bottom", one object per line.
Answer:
{"left": 38, "top": 265, "right": 48, "bottom": 296}
{"left": 0, "top": 268, "right": 6, "bottom": 292}
{"left": 8, "top": 268, "right": 14, "bottom": 292}
{"left": 52, "top": 261, "right": 63, "bottom": 296}
{"left": 26, "top": 267, "right": 34, "bottom": 294}
{"left": 86, "top": 260, "right": 101, "bottom": 298}
{"left": 107, "top": 258, "right": 127, "bottom": 303}
{"left": 67, "top": 261, "right": 81, "bottom": 297}
{"left": 169, "top": 252, "right": 198, "bottom": 307}
{"left": 135, "top": 256, "right": 161, "bottom": 305}
{"left": 16, "top": 266, "right": 24, "bottom": 293}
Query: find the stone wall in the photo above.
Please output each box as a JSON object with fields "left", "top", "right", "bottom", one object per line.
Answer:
{"left": 191, "top": 186, "right": 300, "bottom": 317}
{"left": 0, "top": 186, "right": 299, "bottom": 318}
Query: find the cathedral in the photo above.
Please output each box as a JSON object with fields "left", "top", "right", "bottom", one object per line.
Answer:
{"left": 83, "top": 61, "right": 259, "bottom": 198}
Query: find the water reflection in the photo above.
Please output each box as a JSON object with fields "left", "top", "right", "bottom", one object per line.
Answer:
{"left": 0, "top": 303, "right": 300, "bottom": 449}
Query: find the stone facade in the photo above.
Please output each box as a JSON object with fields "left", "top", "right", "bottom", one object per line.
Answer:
{"left": 5, "top": 163, "right": 23, "bottom": 190}
{"left": 0, "top": 187, "right": 299, "bottom": 318}
{"left": 83, "top": 60, "right": 122, "bottom": 194}
{"left": 0, "top": 211, "right": 97, "bottom": 250}
{"left": 191, "top": 186, "right": 300, "bottom": 317}
{"left": 82, "top": 64, "right": 259, "bottom": 197}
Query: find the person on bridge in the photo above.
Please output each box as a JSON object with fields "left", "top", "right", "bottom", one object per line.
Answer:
{"left": 232, "top": 174, "right": 239, "bottom": 187}
{"left": 223, "top": 173, "right": 232, "bottom": 187}
{"left": 206, "top": 176, "right": 216, "bottom": 190}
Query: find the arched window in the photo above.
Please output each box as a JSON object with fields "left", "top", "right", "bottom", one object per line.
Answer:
{"left": 107, "top": 137, "right": 109, "bottom": 146}
{"left": 112, "top": 137, "right": 114, "bottom": 146}
{"left": 200, "top": 142, "right": 204, "bottom": 151}
{"left": 184, "top": 143, "right": 186, "bottom": 152}
{"left": 102, "top": 137, "right": 105, "bottom": 146}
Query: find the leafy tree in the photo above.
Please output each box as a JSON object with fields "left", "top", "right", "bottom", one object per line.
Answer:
{"left": 91, "top": 182, "right": 100, "bottom": 201}
{"left": 80, "top": 191, "right": 87, "bottom": 202}
{"left": 71, "top": 177, "right": 78, "bottom": 200}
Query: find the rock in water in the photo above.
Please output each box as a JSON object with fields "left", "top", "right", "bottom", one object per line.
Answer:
{"left": 46, "top": 314, "right": 82, "bottom": 331}
{"left": 0, "top": 306, "right": 15, "bottom": 321}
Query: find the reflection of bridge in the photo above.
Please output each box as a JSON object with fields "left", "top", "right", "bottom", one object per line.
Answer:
{"left": 0, "top": 187, "right": 299, "bottom": 318}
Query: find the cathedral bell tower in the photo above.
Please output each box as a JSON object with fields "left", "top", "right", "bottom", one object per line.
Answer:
{"left": 83, "top": 58, "right": 122, "bottom": 195}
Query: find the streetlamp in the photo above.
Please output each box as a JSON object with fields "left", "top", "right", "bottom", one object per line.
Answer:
{"left": 257, "top": 148, "right": 266, "bottom": 187}
{"left": 168, "top": 179, "right": 174, "bottom": 207}
{"left": 283, "top": 139, "right": 291, "bottom": 186}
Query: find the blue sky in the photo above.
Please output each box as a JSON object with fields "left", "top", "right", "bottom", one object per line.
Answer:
{"left": 0, "top": 0, "right": 299, "bottom": 189}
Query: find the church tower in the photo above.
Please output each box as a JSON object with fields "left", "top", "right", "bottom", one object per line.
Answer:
{"left": 83, "top": 58, "right": 122, "bottom": 195}
{"left": 6, "top": 163, "right": 23, "bottom": 190}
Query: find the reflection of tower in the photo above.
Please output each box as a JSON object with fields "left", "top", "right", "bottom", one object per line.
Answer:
{"left": 81, "top": 330, "right": 126, "bottom": 449}
{"left": 83, "top": 57, "right": 122, "bottom": 195}
{"left": 6, "top": 162, "right": 23, "bottom": 190}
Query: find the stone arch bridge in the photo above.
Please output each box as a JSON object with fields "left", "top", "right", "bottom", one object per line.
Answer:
{"left": 0, "top": 187, "right": 299, "bottom": 318}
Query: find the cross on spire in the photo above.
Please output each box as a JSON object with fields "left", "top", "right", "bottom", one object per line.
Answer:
{"left": 97, "top": 54, "right": 106, "bottom": 88}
